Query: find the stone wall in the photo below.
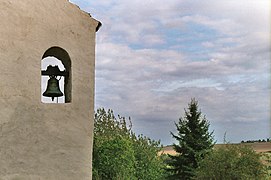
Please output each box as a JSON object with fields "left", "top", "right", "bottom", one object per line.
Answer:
{"left": 0, "top": 0, "right": 99, "bottom": 179}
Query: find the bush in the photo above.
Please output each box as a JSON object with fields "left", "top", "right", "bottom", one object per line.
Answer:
{"left": 93, "top": 136, "right": 136, "bottom": 179}
{"left": 195, "top": 144, "right": 268, "bottom": 179}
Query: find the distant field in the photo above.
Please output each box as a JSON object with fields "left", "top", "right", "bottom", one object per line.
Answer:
{"left": 160, "top": 142, "right": 271, "bottom": 156}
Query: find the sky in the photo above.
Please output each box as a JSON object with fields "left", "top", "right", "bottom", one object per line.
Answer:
{"left": 69, "top": 0, "right": 270, "bottom": 145}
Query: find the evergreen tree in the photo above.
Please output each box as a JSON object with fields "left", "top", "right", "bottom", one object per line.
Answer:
{"left": 167, "top": 98, "right": 214, "bottom": 179}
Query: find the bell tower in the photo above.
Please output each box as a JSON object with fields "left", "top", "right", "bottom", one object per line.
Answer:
{"left": 0, "top": 0, "right": 100, "bottom": 179}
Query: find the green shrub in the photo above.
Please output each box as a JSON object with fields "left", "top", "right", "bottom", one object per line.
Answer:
{"left": 94, "top": 136, "right": 136, "bottom": 180}
{"left": 92, "top": 108, "right": 166, "bottom": 180}
{"left": 195, "top": 144, "right": 268, "bottom": 179}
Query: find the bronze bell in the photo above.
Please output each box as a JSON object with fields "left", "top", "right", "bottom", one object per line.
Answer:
{"left": 43, "top": 76, "right": 63, "bottom": 101}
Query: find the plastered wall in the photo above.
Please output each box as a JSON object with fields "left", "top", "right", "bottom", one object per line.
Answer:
{"left": 0, "top": 0, "right": 99, "bottom": 179}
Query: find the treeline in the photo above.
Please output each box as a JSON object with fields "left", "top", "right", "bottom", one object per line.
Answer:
{"left": 92, "top": 99, "right": 270, "bottom": 179}
{"left": 241, "top": 138, "right": 270, "bottom": 143}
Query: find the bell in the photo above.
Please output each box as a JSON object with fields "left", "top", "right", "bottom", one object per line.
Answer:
{"left": 43, "top": 76, "right": 63, "bottom": 101}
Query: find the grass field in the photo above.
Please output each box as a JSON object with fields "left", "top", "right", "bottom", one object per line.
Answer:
{"left": 160, "top": 142, "right": 271, "bottom": 155}
{"left": 160, "top": 142, "right": 271, "bottom": 178}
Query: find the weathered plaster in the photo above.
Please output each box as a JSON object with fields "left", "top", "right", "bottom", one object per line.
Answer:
{"left": 0, "top": 0, "right": 99, "bottom": 179}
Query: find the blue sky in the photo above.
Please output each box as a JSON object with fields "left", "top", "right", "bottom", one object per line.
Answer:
{"left": 70, "top": 0, "right": 270, "bottom": 145}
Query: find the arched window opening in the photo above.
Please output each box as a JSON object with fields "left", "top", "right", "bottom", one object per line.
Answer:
{"left": 41, "top": 47, "right": 71, "bottom": 103}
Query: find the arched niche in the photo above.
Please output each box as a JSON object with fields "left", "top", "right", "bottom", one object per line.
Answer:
{"left": 41, "top": 46, "right": 72, "bottom": 103}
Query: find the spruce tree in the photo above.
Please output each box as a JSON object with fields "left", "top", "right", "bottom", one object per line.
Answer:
{"left": 167, "top": 98, "right": 214, "bottom": 179}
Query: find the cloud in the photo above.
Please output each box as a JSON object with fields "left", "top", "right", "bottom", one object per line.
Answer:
{"left": 95, "top": 40, "right": 269, "bottom": 141}
{"left": 71, "top": 0, "right": 270, "bottom": 144}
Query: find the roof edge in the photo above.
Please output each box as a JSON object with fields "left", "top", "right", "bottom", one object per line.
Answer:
{"left": 95, "top": 21, "right": 102, "bottom": 32}
{"left": 68, "top": 0, "right": 102, "bottom": 32}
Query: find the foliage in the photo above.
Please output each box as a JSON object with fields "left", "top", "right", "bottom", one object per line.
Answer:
{"left": 93, "top": 136, "right": 136, "bottom": 180}
{"left": 195, "top": 144, "right": 269, "bottom": 179}
{"left": 92, "top": 108, "right": 166, "bottom": 180}
{"left": 241, "top": 138, "right": 270, "bottom": 143}
{"left": 167, "top": 98, "right": 214, "bottom": 179}
{"left": 94, "top": 108, "right": 130, "bottom": 140}
{"left": 131, "top": 133, "right": 167, "bottom": 180}
{"left": 260, "top": 151, "right": 271, "bottom": 177}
